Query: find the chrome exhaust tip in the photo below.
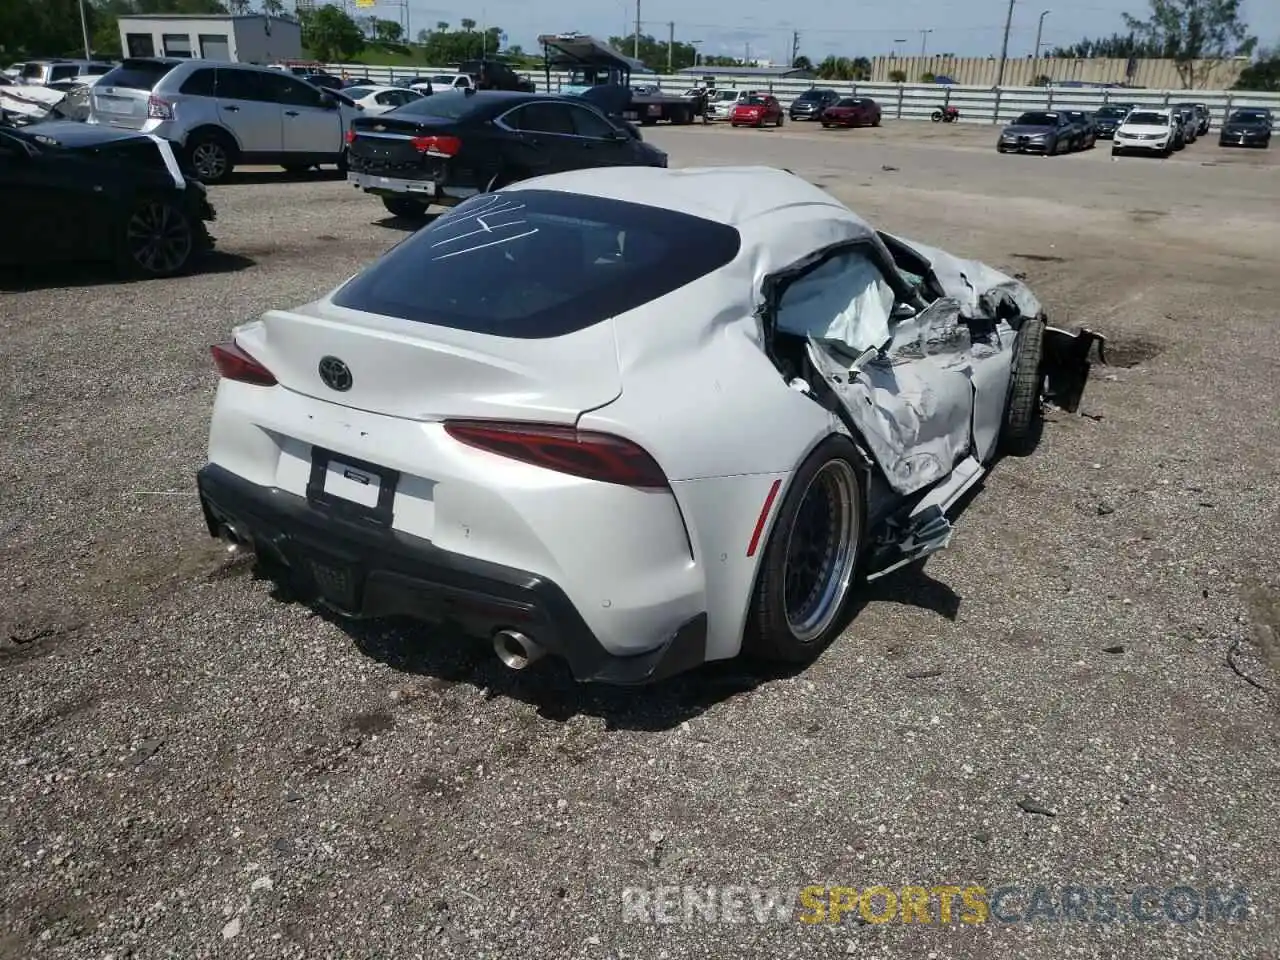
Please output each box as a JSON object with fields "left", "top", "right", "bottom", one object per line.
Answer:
{"left": 493, "top": 629, "right": 546, "bottom": 670}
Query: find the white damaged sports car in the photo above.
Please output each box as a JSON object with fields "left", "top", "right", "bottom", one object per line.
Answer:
{"left": 197, "top": 166, "right": 1104, "bottom": 684}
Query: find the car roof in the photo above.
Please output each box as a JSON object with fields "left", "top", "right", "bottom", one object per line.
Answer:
{"left": 502, "top": 166, "right": 872, "bottom": 232}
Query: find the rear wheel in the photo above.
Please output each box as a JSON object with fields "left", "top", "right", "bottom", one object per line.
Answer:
{"left": 185, "top": 132, "right": 236, "bottom": 184}
{"left": 745, "top": 437, "right": 864, "bottom": 663}
{"left": 1000, "top": 315, "right": 1045, "bottom": 455}
{"left": 381, "top": 196, "right": 431, "bottom": 220}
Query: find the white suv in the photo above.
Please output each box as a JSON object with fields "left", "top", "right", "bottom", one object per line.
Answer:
{"left": 1112, "top": 108, "right": 1176, "bottom": 158}
{"left": 88, "top": 57, "right": 360, "bottom": 183}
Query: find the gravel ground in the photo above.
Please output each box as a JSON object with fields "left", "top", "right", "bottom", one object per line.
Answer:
{"left": 2, "top": 120, "right": 1278, "bottom": 959}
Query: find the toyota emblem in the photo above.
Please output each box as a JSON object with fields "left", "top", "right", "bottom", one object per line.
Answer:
{"left": 318, "top": 356, "right": 353, "bottom": 392}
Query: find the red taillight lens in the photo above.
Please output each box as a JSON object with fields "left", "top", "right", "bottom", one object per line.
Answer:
{"left": 147, "top": 95, "right": 173, "bottom": 120}
{"left": 443, "top": 421, "right": 668, "bottom": 489}
{"left": 344, "top": 128, "right": 356, "bottom": 144}
{"left": 211, "top": 341, "right": 277, "bottom": 386}
{"left": 409, "top": 134, "right": 462, "bottom": 156}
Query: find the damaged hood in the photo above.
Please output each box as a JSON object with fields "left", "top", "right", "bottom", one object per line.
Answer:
{"left": 879, "top": 232, "right": 1043, "bottom": 320}
{"left": 0, "top": 84, "right": 67, "bottom": 122}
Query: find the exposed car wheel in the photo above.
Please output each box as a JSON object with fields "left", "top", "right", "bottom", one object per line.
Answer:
{"left": 118, "top": 197, "right": 196, "bottom": 278}
{"left": 776, "top": 114, "right": 784, "bottom": 127}
{"left": 185, "top": 133, "right": 236, "bottom": 185}
{"left": 872, "top": 116, "right": 881, "bottom": 126}
{"left": 336, "top": 150, "right": 349, "bottom": 174}
{"left": 381, "top": 196, "right": 431, "bottom": 220}
{"left": 745, "top": 437, "right": 864, "bottom": 664}
{"left": 1000, "top": 315, "right": 1045, "bottom": 456}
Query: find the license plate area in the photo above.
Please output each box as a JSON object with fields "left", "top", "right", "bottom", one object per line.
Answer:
{"left": 305, "top": 446, "right": 399, "bottom": 527}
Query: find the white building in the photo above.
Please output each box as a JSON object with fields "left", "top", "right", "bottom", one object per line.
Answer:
{"left": 117, "top": 14, "right": 302, "bottom": 64}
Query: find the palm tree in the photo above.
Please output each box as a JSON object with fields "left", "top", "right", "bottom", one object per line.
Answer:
{"left": 261, "top": 0, "right": 284, "bottom": 15}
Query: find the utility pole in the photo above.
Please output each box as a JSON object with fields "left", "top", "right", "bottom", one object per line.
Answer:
{"left": 744, "top": 41, "right": 751, "bottom": 66}
{"left": 78, "top": 0, "right": 92, "bottom": 59}
{"left": 995, "top": 0, "right": 1016, "bottom": 87}
{"left": 634, "top": 0, "right": 641, "bottom": 61}
{"left": 1032, "top": 9, "right": 1050, "bottom": 80}
{"left": 791, "top": 30, "right": 800, "bottom": 67}
{"left": 919, "top": 28, "right": 933, "bottom": 58}
{"left": 668, "top": 21, "right": 674, "bottom": 73}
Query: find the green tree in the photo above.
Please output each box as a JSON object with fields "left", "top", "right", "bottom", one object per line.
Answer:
{"left": 374, "top": 19, "right": 402, "bottom": 43}
{"left": 888, "top": 68, "right": 907, "bottom": 82}
{"left": 816, "top": 55, "right": 871, "bottom": 80}
{"left": 226, "top": 0, "right": 249, "bottom": 13}
{"left": 261, "top": 0, "right": 285, "bottom": 15}
{"left": 460, "top": 18, "right": 476, "bottom": 31}
{"left": 1233, "top": 46, "right": 1280, "bottom": 89}
{"left": 792, "top": 54, "right": 813, "bottom": 71}
{"left": 1048, "top": 31, "right": 1166, "bottom": 57}
{"left": 605, "top": 33, "right": 700, "bottom": 72}
{"left": 419, "top": 24, "right": 504, "bottom": 65}
{"left": 304, "top": 4, "right": 365, "bottom": 62}
{"left": 1123, "top": 0, "right": 1257, "bottom": 87}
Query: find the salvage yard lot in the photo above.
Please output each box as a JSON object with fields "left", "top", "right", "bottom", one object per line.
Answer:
{"left": 2, "top": 120, "right": 1278, "bottom": 958}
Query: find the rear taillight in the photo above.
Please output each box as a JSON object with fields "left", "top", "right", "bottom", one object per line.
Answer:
{"left": 443, "top": 421, "right": 668, "bottom": 489}
{"left": 344, "top": 128, "right": 356, "bottom": 144}
{"left": 409, "top": 134, "right": 462, "bottom": 157}
{"left": 211, "top": 341, "right": 277, "bottom": 386}
{"left": 147, "top": 95, "right": 173, "bottom": 120}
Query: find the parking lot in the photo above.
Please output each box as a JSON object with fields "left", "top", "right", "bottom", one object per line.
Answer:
{"left": 3, "top": 117, "right": 1279, "bottom": 958}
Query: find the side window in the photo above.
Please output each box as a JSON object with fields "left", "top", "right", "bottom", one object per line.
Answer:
{"left": 567, "top": 104, "right": 617, "bottom": 139}
{"left": 180, "top": 68, "right": 217, "bottom": 97}
{"left": 50, "top": 65, "right": 79, "bottom": 82}
{"left": 773, "top": 247, "right": 899, "bottom": 355}
{"left": 505, "top": 103, "right": 574, "bottom": 135}
{"left": 262, "top": 73, "right": 325, "bottom": 108}
{"left": 214, "top": 69, "right": 272, "bottom": 102}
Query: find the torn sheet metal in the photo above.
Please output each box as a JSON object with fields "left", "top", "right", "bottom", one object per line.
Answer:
{"left": 879, "top": 232, "right": 1043, "bottom": 321}
{"left": 0, "top": 85, "right": 69, "bottom": 125}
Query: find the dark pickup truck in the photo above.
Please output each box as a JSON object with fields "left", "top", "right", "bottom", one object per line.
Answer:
{"left": 456, "top": 58, "right": 536, "bottom": 92}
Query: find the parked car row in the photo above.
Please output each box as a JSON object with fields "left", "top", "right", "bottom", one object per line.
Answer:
{"left": 787, "top": 88, "right": 883, "bottom": 128}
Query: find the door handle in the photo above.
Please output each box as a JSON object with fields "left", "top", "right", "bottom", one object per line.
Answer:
{"left": 223, "top": 105, "right": 239, "bottom": 112}
{"left": 285, "top": 110, "right": 299, "bottom": 116}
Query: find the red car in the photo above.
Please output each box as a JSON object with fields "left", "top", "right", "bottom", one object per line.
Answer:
{"left": 730, "top": 95, "right": 784, "bottom": 128}
{"left": 821, "top": 97, "right": 882, "bottom": 128}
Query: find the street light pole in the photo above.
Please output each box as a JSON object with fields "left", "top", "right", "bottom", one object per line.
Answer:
{"left": 634, "top": 0, "right": 641, "bottom": 61}
{"left": 1033, "top": 10, "right": 1050, "bottom": 82}
{"left": 995, "top": 0, "right": 1016, "bottom": 87}
{"left": 78, "top": 0, "right": 92, "bottom": 59}
{"left": 920, "top": 28, "right": 933, "bottom": 59}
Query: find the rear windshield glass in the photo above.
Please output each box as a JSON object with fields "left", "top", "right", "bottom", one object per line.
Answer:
{"left": 97, "top": 59, "right": 178, "bottom": 90}
{"left": 392, "top": 89, "right": 485, "bottom": 119}
{"left": 331, "top": 190, "right": 742, "bottom": 338}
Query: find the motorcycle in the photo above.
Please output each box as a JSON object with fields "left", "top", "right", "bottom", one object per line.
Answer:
{"left": 931, "top": 105, "right": 960, "bottom": 123}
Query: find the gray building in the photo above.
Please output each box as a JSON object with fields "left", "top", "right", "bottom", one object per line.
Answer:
{"left": 117, "top": 14, "right": 302, "bottom": 64}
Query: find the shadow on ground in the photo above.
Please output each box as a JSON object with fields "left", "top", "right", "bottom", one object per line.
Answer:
{"left": 0, "top": 251, "right": 255, "bottom": 292}
{"left": 320, "top": 557, "right": 963, "bottom": 732}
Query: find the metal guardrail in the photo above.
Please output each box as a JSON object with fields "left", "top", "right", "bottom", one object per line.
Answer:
{"left": 323, "top": 64, "right": 1280, "bottom": 131}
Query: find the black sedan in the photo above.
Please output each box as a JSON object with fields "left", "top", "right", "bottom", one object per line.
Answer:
{"left": 1091, "top": 103, "right": 1136, "bottom": 139}
{"left": 0, "top": 121, "right": 214, "bottom": 277}
{"left": 345, "top": 90, "right": 667, "bottom": 220}
{"left": 789, "top": 87, "right": 840, "bottom": 121}
{"left": 996, "top": 110, "right": 1076, "bottom": 155}
{"left": 1218, "top": 107, "right": 1272, "bottom": 148}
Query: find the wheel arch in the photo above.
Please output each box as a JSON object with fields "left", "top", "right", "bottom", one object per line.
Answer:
{"left": 184, "top": 123, "right": 242, "bottom": 154}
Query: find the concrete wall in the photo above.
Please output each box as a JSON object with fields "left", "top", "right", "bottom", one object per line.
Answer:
{"left": 871, "top": 55, "right": 1248, "bottom": 90}
{"left": 117, "top": 15, "right": 301, "bottom": 65}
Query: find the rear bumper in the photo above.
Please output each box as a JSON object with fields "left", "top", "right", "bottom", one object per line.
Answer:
{"left": 347, "top": 171, "right": 479, "bottom": 203}
{"left": 196, "top": 463, "right": 707, "bottom": 685}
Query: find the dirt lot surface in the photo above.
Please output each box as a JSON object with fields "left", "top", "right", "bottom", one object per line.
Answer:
{"left": 2, "top": 119, "right": 1278, "bottom": 959}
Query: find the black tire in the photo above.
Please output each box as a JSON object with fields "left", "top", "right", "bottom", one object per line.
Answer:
{"left": 1000, "top": 315, "right": 1045, "bottom": 456}
{"left": 821, "top": 122, "right": 831, "bottom": 128}
{"left": 776, "top": 113, "right": 784, "bottom": 127}
{"left": 336, "top": 150, "right": 348, "bottom": 174}
{"left": 931, "top": 111, "right": 943, "bottom": 122}
{"left": 381, "top": 196, "right": 431, "bottom": 220}
{"left": 185, "top": 131, "right": 236, "bottom": 184}
{"left": 744, "top": 436, "right": 864, "bottom": 663}
{"left": 116, "top": 197, "right": 197, "bottom": 278}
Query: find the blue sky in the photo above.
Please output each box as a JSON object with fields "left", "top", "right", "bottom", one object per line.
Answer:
{"left": 396, "top": 0, "right": 1277, "bottom": 64}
